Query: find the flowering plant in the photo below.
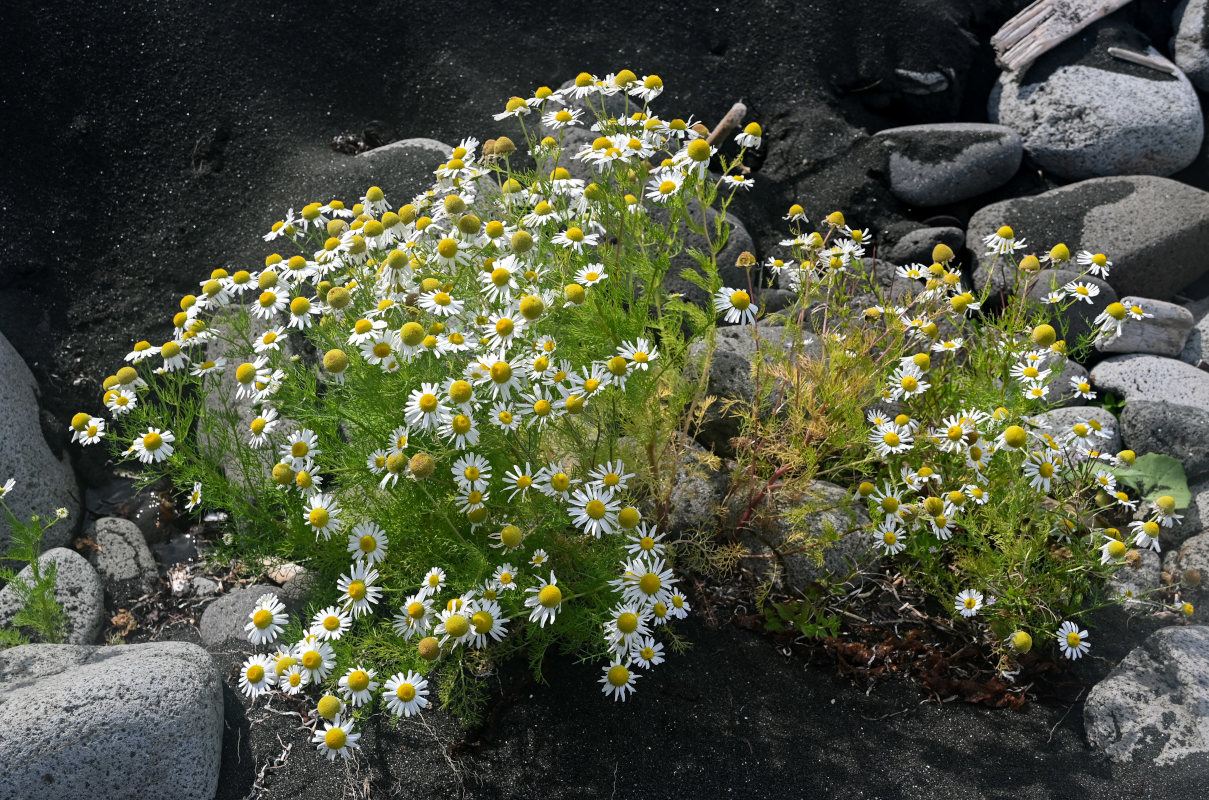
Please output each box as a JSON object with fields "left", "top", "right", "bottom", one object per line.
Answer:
{"left": 73, "top": 70, "right": 767, "bottom": 749}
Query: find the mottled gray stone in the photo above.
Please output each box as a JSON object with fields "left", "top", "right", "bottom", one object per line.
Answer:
{"left": 1030, "top": 405, "right": 1122, "bottom": 455}
{"left": 0, "top": 548, "right": 104, "bottom": 645}
{"left": 1120, "top": 401, "right": 1209, "bottom": 482}
{"left": 1178, "top": 299, "right": 1209, "bottom": 367}
{"left": 198, "top": 583, "right": 300, "bottom": 648}
{"left": 1165, "top": 478, "right": 1209, "bottom": 545}
{"left": 1084, "top": 626, "right": 1209, "bottom": 764}
{"left": 1165, "top": 533, "right": 1209, "bottom": 622}
{"left": 990, "top": 20, "right": 1203, "bottom": 180}
{"left": 191, "top": 576, "right": 220, "bottom": 596}
{"left": 969, "top": 177, "right": 1209, "bottom": 301}
{"left": 1090, "top": 355, "right": 1209, "bottom": 410}
{"left": 1096, "top": 296, "right": 1195, "bottom": 357}
{"left": 1026, "top": 269, "right": 1116, "bottom": 350}
{"left": 737, "top": 480, "right": 875, "bottom": 590}
{"left": 0, "top": 332, "right": 79, "bottom": 556}
{"left": 1106, "top": 548, "right": 1163, "bottom": 614}
{"left": 685, "top": 322, "right": 821, "bottom": 456}
{"left": 0, "top": 642, "right": 223, "bottom": 800}
{"left": 875, "top": 123, "right": 1021, "bottom": 206}
{"left": 881, "top": 226, "right": 965, "bottom": 267}
{"left": 1173, "top": 0, "right": 1209, "bottom": 91}
{"left": 85, "top": 517, "right": 158, "bottom": 608}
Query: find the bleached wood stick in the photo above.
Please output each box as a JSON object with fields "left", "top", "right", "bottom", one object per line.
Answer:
{"left": 707, "top": 101, "right": 747, "bottom": 147}
{"left": 1107, "top": 46, "right": 1179, "bottom": 74}
{"left": 993, "top": 0, "right": 1135, "bottom": 71}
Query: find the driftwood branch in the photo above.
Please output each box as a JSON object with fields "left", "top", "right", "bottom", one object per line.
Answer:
{"left": 1106, "top": 46, "right": 1178, "bottom": 75}
{"left": 992, "top": 0, "right": 1134, "bottom": 71}
{"left": 707, "top": 101, "right": 747, "bottom": 146}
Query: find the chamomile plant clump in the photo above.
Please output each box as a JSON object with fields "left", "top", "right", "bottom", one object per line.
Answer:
{"left": 733, "top": 213, "right": 1192, "bottom": 670}
{"left": 73, "top": 70, "right": 763, "bottom": 746}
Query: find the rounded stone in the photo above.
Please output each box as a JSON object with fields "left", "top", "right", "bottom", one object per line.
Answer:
{"left": 875, "top": 123, "right": 1021, "bottom": 206}
{"left": 0, "top": 548, "right": 105, "bottom": 645}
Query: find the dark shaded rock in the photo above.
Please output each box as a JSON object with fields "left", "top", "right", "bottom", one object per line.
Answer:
{"left": 875, "top": 123, "right": 1021, "bottom": 206}
{"left": 1120, "top": 401, "right": 1209, "bottom": 482}
{"left": 881, "top": 225, "right": 965, "bottom": 266}
{"left": 85, "top": 517, "right": 158, "bottom": 609}
{"left": 1173, "top": 0, "right": 1209, "bottom": 91}
{"left": 969, "top": 177, "right": 1209, "bottom": 301}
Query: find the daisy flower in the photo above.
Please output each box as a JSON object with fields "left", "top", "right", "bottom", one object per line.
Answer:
{"left": 405, "top": 382, "right": 451, "bottom": 431}
{"left": 1100, "top": 536, "right": 1128, "bottom": 565}
{"left": 868, "top": 422, "right": 913, "bottom": 458}
{"left": 567, "top": 485, "right": 622, "bottom": 538}
{"left": 383, "top": 671, "right": 431, "bottom": 717}
{"left": 931, "top": 338, "right": 963, "bottom": 354}
{"left": 646, "top": 174, "right": 683, "bottom": 203}
{"left": 721, "top": 174, "right": 754, "bottom": 191}
{"left": 1057, "top": 620, "right": 1091, "bottom": 660}
{"left": 443, "top": 412, "right": 480, "bottom": 449}
{"left": 1128, "top": 520, "right": 1162, "bottom": 553}
{"left": 1022, "top": 454, "right": 1058, "bottom": 493}
{"left": 238, "top": 654, "right": 276, "bottom": 698}
{"left": 452, "top": 452, "right": 491, "bottom": 492}
{"left": 623, "top": 523, "right": 666, "bottom": 557}
{"left": 490, "top": 523, "right": 526, "bottom": 552}
{"left": 392, "top": 593, "right": 435, "bottom": 639}
{"left": 535, "top": 463, "right": 577, "bottom": 500}
{"left": 888, "top": 364, "right": 930, "bottom": 400}
{"left": 530, "top": 548, "right": 550, "bottom": 568}
{"left": 542, "top": 107, "right": 583, "bottom": 130}
{"left": 245, "top": 407, "right": 279, "bottom": 449}
{"left": 631, "top": 635, "right": 666, "bottom": 668}
{"left": 245, "top": 593, "right": 289, "bottom": 647}
{"left": 347, "top": 521, "right": 388, "bottom": 565}
{"left": 286, "top": 295, "right": 319, "bottom": 329}
{"left": 574, "top": 263, "right": 608, "bottom": 287}
{"left": 605, "top": 603, "right": 650, "bottom": 654}
{"left": 491, "top": 563, "right": 520, "bottom": 591}
{"left": 467, "top": 598, "right": 509, "bottom": 648}
{"left": 600, "top": 660, "right": 639, "bottom": 702}
{"left": 525, "top": 572, "right": 563, "bottom": 627}
{"left": 129, "top": 427, "right": 175, "bottom": 464}
{"left": 312, "top": 717, "right": 360, "bottom": 761}
{"left": 713, "top": 287, "right": 758, "bottom": 325}
{"left": 303, "top": 493, "right": 342, "bottom": 539}
{"left": 1063, "top": 281, "right": 1100, "bottom": 304}
{"left": 311, "top": 606, "right": 351, "bottom": 641}
{"left": 281, "top": 428, "right": 320, "bottom": 469}
{"left": 589, "top": 460, "right": 635, "bottom": 491}
{"left": 630, "top": 74, "right": 664, "bottom": 102}
{"left": 1076, "top": 251, "right": 1111, "bottom": 277}
{"left": 125, "top": 340, "right": 158, "bottom": 363}
{"left": 456, "top": 486, "right": 489, "bottom": 515}
{"left": 420, "top": 567, "right": 447, "bottom": 596}
{"left": 552, "top": 225, "right": 599, "bottom": 252}
{"left": 493, "top": 95, "right": 532, "bottom": 121}
{"left": 157, "top": 340, "right": 189, "bottom": 372}
{"left": 1153, "top": 495, "right": 1184, "bottom": 528}
{"left": 954, "top": 589, "right": 984, "bottom": 618}
{"left": 488, "top": 400, "right": 523, "bottom": 432}
{"left": 982, "top": 225, "right": 1026, "bottom": 255}
{"left": 434, "top": 605, "right": 475, "bottom": 648}
{"left": 279, "top": 665, "right": 307, "bottom": 695}
{"left": 615, "top": 555, "right": 676, "bottom": 608}
{"left": 338, "top": 563, "right": 383, "bottom": 618}
{"left": 253, "top": 326, "right": 288, "bottom": 354}
{"left": 182, "top": 481, "right": 203, "bottom": 512}
{"left": 479, "top": 357, "right": 525, "bottom": 399}
{"left": 75, "top": 416, "right": 106, "bottom": 445}
{"left": 296, "top": 637, "right": 337, "bottom": 682}
{"left": 668, "top": 592, "right": 690, "bottom": 620}
{"left": 339, "top": 666, "right": 379, "bottom": 706}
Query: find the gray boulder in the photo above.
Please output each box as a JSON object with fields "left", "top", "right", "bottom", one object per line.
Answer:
{"left": 85, "top": 517, "right": 158, "bottom": 609}
{"left": 1178, "top": 298, "right": 1209, "bottom": 368}
{"left": 881, "top": 226, "right": 965, "bottom": 267}
{"left": 736, "top": 480, "right": 875, "bottom": 591}
{"left": 0, "top": 548, "right": 104, "bottom": 645}
{"left": 1041, "top": 360, "right": 1090, "bottom": 407}
{"left": 1084, "top": 626, "right": 1209, "bottom": 764}
{"left": 1105, "top": 549, "right": 1163, "bottom": 614}
{"left": 875, "top": 123, "right": 1021, "bottom": 206}
{"left": 990, "top": 20, "right": 1203, "bottom": 180}
{"left": 685, "top": 322, "right": 821, "bottom": 456}
{"left": 1165, "top": 477, "right": 1209, "bottom": 545}
{"left": 198, "top": 582, "right": 301, "bottom": 648}
{"left": 969, "top": 176, "right": 1209, "bottom": 301}
{"left": 1120, "top": 402, "right": 1209, "bottom": 482}
{"left": 1096, "top": 296, "right": 1195, "bottom": 357}
{"left": 1165, "top": 532, "right": 1209, "bottom": 622}
{"left": 0, "top": 331, "right": 79, "bottom": 556}
{"left": 1173, "top": 0, "right": 1209, "bottom": 91}
{"left": 1025, "top": 269, "right": 1116, "bottom": 350}
{"left": 1090, "top": 354, "right": 1209, "bottom": 410}
{"left": 1030, "top": 405, "right": 1122, "bottom": 455}
{"left": 0, "top": 641, "right": 223, "bottom": 800}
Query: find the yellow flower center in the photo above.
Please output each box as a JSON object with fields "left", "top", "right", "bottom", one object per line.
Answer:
{"left": 538, "top": 585, "right": 562, "bottom": 608}
{"left": 143, "top": 432, "right": 163, "bottom": 451}
{"left": 246, "top": 665, "right": 265, "bottom": 683}
{"left": 444, "top": 614, "right": 470, "bottom": 637}
{"left": 347, "top": 670, "right": 370, "bottom": 692}
{"left": 396, "top": 683, "right": 416, "bottom": 702}
{"left": 253, "top": 609, "right": 273, "bottom": 629}
{"left": 309, "top": 508, "right": 330, "bottom": 528}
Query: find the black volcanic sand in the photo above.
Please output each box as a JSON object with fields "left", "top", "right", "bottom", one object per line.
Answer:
{"left": 3, "top": 1, "right": 1208, "bottom": 797}
{"left": 195, "top": 610, "right": 1204, "bottom": 800}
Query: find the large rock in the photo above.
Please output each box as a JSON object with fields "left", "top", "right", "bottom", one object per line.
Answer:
{"left": 1165, "top": 477, "right": 1209, "bottom": 545}
{"left": 874, "top": 123, "right": 1021, "bottom": 206}
{"left": 198, "top": 582, "right": 301, "bottom": 648}
{"left": 970, "top": 177, "right": 1209, "bottom": 301}
{"left": 1084, "top": 626, "right": 1209, "bottom": 765}
{"left": 0, "top": 642, "right": 223, "bottom": 800}
{"left": 881, "top": 225, "right": 965, "bottom": 267}
{"left": 1091, "top": 354, "right": 1209, "bottom": 410}
{"left": 1173, "top": 0, "right": 1209, "bottom": 91}
{"left": 0, "top": 548, "right": 104, "bottom": 645}
{"left": 685, "top": 321, "right": 822, "bottom": 456}
{"left": 990, "top": 20, "right": 1203, "bottom": 180}
{"left": 1178, "top": 299, "right": 1209, "bottom": 367}
{"left": 1025, "top": 269, "right": 1116, "bottom": 351}
{"left": 1120, "top": 402, "right": 1209, "bottom": 482}
{"left": 1165, "top": 532, "right": 1209, "bottom": 622}
{"left": 1096, "top": 296, "right": 1195, "bottom": 357}
{"left": 85, "top": 517, "right": 159, "bottom": 609}
{"left": 1105, "top": 548, "right": 1162, "bottom": 615}
{"left": 736, "top": 480, "right": 875, "bottom": 590}
{"left": 1030, "top": 405, "right": 1122, "bottom": 455}
{"left": 0, "top": 332, "right": 79, "bottom": 555}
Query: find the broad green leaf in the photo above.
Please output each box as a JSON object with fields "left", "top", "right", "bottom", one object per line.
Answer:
{"left": 1111, "top": 453, "right": 1191, "bottom": 509}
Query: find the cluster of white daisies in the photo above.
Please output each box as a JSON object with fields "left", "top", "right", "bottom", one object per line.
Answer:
{"left": 68, "top": 70, "right": 776, "bottom": 760}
